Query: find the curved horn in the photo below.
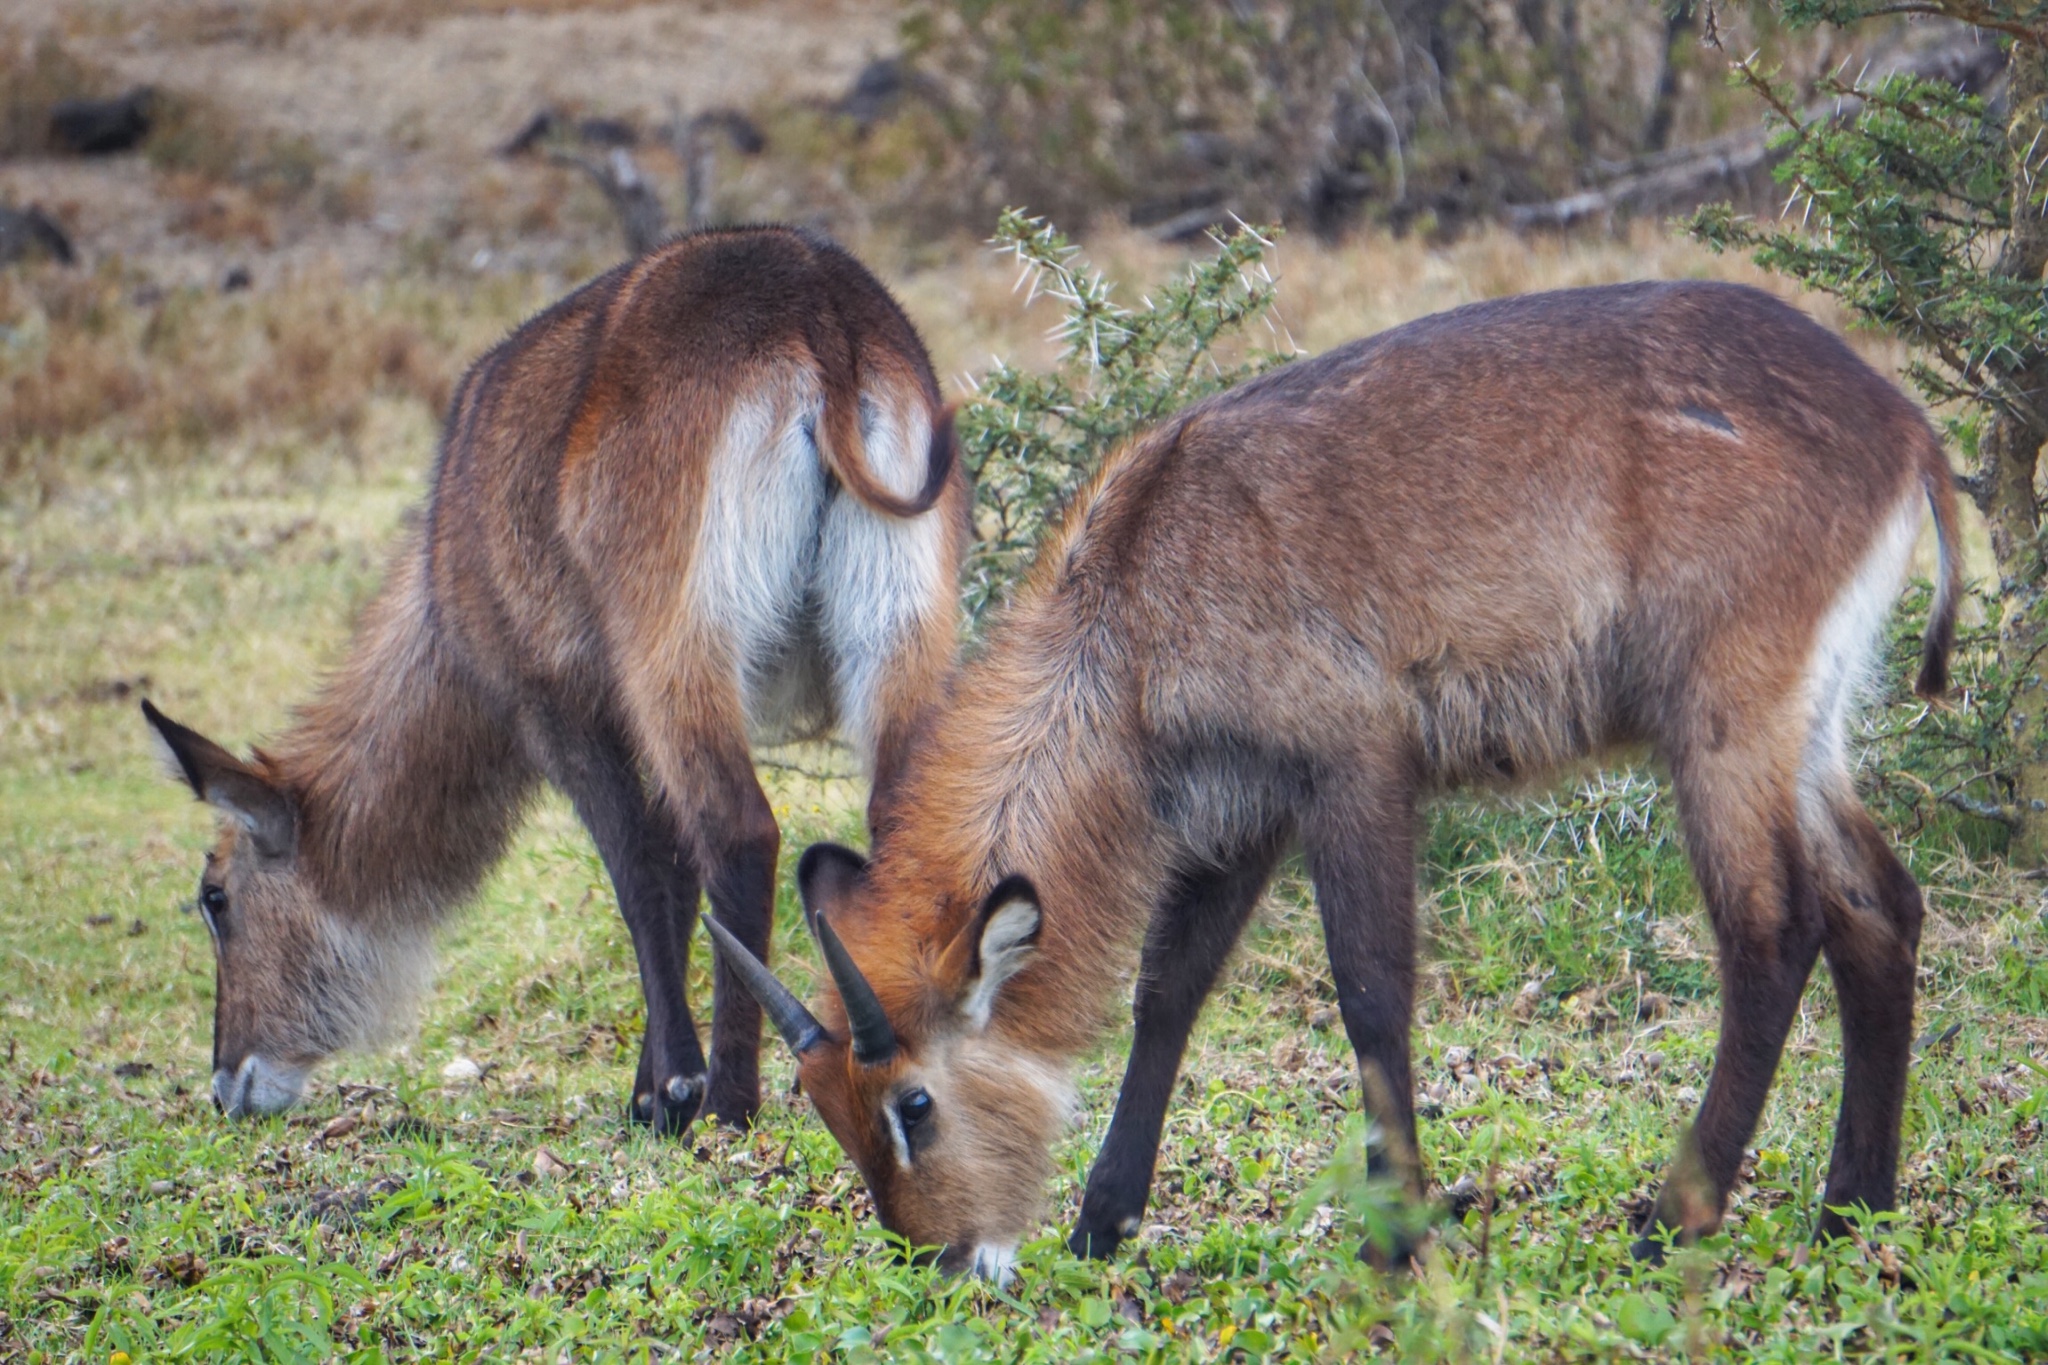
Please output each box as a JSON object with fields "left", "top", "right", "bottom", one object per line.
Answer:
{"left": 810, "top": 910, "right": 898, "bottom": 1066}
{"left": 702, "top": 914, "right": 826, "bottom": 1055}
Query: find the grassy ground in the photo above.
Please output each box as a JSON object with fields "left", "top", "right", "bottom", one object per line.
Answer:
{"left": 4, "top": 234, "right": 2048, "bottom": 1362}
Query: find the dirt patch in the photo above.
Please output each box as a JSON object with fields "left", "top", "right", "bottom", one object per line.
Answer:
{"left": 2, "top": 1, "right": 899, "bottom": 285}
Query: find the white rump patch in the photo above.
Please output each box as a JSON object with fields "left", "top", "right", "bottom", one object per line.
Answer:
{"left": 817, "top": 390, "right": 951, "bottom": 765}
{"left": 1801, "top": 488, "right": 1924, "bottom": 809}
{"left": 855, "top": 390, "right": 933, "bottom": 502}
{"left": 688, "top": 388, "right": 832, "bottom": 740}
{"left": 687, "top": 381, "right": 951, "bottom": 756}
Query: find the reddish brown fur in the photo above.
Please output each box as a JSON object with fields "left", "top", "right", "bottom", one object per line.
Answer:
{"left": 146, "top": 226, "right": 969, "bottom": 1130}
{"left": 787, "top": 281, "right": 1958, "bottom": 1271}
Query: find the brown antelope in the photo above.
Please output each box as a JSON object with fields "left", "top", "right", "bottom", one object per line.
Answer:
{"left": 709, "top": 279, "right": 1961, "bottom": 1279}
{"left": 142, "top": 226, "right": 968, "bottom": 1135}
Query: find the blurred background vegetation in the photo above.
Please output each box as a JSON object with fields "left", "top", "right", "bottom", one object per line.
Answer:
{"left": 6, "top": 3, "right": 2048, "bottom": 1358}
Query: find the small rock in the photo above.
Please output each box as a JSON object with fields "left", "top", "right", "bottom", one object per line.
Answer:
{"left": 1673, "top": 1084, "right": 1701, "bottom": 1105}
{"left": 1307, "top": 1006, "right": 1339, "bottom": 1031}
{"left": 148, "top": 1179, "right": 174, "bottom": 1196}
{"left": 441, "top": 1056, "right": 483, "bottom": 1083}
{"left": 1443, "top": 1045, "right": 1473, "bottom": 1070}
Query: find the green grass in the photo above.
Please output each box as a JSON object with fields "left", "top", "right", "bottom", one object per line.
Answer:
{"left": 4, "top": 457, "right": 2047, "bottom": 1362}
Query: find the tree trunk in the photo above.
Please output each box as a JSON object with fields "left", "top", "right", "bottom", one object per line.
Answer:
{"left": 1985, "top": 43, "right": 2048, "bottom": 865}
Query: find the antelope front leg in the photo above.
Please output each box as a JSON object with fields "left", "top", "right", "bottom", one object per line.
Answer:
{"left": 686, "top": 744, "right": 780, "bottom": 1129}
{"left": 1302, "top": 768, "right": 1427, "bottom": 1266}
{"left": 1071, "top": 843, "right": 1282, "bottom": 1259}
{"left": 627, "top": 817, "right": 711, "bottom": 1134}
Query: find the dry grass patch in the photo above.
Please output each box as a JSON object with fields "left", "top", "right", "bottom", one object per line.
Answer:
{"left": 61, "top": 0, "right": 693, "bottom": 46}
{"left": 0, "top": 263, "right": 545, "bottom": 498}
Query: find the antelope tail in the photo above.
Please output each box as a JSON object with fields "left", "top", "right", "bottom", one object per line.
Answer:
{"left": 817, "top": 366, "right": 956, "bottom": 518}
{"left": 1916, "top": 441, "right": 1964, "bottom": 700}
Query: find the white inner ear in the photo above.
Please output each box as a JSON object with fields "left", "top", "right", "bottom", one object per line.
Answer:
{"left": 961, "top": 899, "right": 1040, "bottom": 1031}
{"left": 212, "top": 795, "right": 265, "bottom": 833}
{"left": 147, "top": 726, "right": 193, "bottom": 787}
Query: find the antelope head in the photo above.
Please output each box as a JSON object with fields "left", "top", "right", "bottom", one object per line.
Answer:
{"left": 706, "top": 843, "right": 1070, "bottom": 1282}
{"left": 144, "top": 701, "right": 427, "bottom": 1117}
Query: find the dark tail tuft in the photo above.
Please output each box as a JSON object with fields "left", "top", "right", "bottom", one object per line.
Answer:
{"left": 1915, "top": 452, "right": 1964, "bottom": 700}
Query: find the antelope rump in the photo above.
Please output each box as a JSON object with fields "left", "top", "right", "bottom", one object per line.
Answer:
{"left": 713, "top": 280, "right": 1961, "bottom": 1279}
{"left": 143, "top": 226, "right": 968, "bottom": 1135}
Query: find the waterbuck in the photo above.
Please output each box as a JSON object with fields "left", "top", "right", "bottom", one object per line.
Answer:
{"left": 143, "top": 226, "right": 967, "bottom": 1135}
{"left": 709, "top": 280, "right": 1961, "bottom": 1278}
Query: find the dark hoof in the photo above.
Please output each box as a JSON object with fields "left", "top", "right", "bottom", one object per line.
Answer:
{"left": 632, "top": 1074, "right": 706, "bottom": 1137}
{"left": 1630, "top": 1234, "right": 1669, "bottom": 1265}
{"left": 1357, "top": 1230, "right": 1425, "bottom": 1273}
{"left": 703, "top": 1072, "right": 761, "bottom": 1130}
{"left": 1067, "top": 1218, "right": 1135, "bottom": 1260}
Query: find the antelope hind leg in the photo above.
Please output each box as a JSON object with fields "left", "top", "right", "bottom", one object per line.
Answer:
{"left": 1637, "top": 742, "right": 1823, "bottom": 1260}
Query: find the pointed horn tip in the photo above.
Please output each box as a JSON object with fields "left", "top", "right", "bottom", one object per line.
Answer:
{"left": 701, "top": 914, "right": 827, "bottom": 1056}
{"left": 811, "top": 909, "right": 899, "bottom": 1067}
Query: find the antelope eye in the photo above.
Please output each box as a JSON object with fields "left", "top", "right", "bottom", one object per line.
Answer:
{"left": 200, "top": 885, "right": 227, "bottom": 917}
{"left": 896, "top": 1087, "right": 932, "bottom": 1130}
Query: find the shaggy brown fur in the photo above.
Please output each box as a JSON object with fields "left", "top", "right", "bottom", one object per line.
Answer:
{"left": 745, "top": 280, "right": 1958, "bottom": 1274}
{"left": 145, "top": 226, "right": 969, "bottom": 1134}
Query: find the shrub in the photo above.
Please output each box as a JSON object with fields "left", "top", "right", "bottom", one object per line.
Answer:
{"left": 956, "top": 210, "right": 1294, "bottom": 626}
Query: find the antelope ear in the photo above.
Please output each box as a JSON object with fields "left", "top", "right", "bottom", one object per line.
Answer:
{"left": 797, "top": 842, "right": 869, "bottom": 922}
{"left": 141, "top": 700, "right": 297, "bottom": 860}
{"left": 955, "top": 875, "right": 1041, "bottom": 1031}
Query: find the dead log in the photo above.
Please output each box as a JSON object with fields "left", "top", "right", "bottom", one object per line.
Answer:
{"left": 1507, "top": 29, "right": 2005, "bottom": 232}
{"left": 49, "top": 87, "right": 155, "bottom": 156}
{"left": 502, "top": 108, "right": 643, "bottom": 159}
{"left": 0, "top": 204, "right": 76, "bottom": 266}
{"left": 667, "top": 107, "right": 766, "bottom": 231}
{"left": 553, "top": 146, "right": 667, "bottom": 256}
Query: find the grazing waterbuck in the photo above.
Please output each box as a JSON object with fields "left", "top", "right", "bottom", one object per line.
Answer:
{"left": 144, "top": 226, "right": 967, "bottom": 1135}
{"left": 709, "top": 280, "right": 1960, "bottom": 1278}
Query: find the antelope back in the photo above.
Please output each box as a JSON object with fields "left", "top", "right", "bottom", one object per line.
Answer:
{"left": 146, "top": 226, "right": 968, "bottom": 1117}
{"left": 754, "top": 281, "right": 1960, "bottom": 1272}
